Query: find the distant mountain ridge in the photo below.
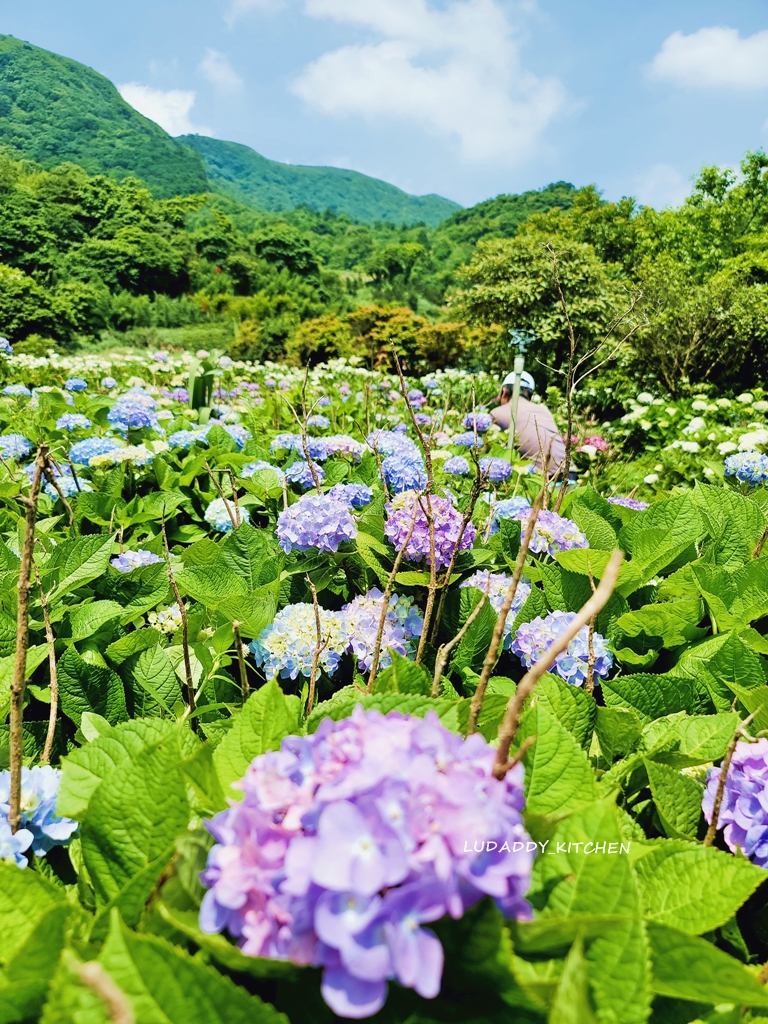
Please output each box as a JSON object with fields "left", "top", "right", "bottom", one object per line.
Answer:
{"left": 0, "top": 33, "right": 461, "bottom": 225}
{"left": 179, "top": 135, "right": 460, "bottom": 227}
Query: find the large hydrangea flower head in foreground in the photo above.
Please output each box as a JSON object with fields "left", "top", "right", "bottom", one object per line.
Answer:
{"left": 460, "top": 571, "right": 531, "bottom": 650}
{"left": 382, "top": 450, "right": 427, "bottom": 493}
{"left": 724, "top": 451, "right": 768, "bottom": 485}
{"left": 341, "top": 588, "right": 423, "bottom": 671}
{"left": 199, "top": 707, "right": 533, "bottom": 1018}
{"left": 250, "top": 603, "right": 348, "bottom": 680}
{"left": 0, "top": 766, "right": 78, "bottom": 858}
{"left": 511, "top": 610, "right": 613, "bottom": 687}
{"left": 277, "top": 493, "right": 357, "bottom": 553}
{"left": 703, "top": 738, "right": 768, "bottom": 867}
{"left": 384, "top": 490, "right": 476, "bottom": 570}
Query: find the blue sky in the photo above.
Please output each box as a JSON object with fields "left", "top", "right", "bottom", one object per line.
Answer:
{"left": 3, "top": 0, "right": 768, "bottom": 209}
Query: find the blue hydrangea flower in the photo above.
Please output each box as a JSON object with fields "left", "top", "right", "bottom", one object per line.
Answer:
{"left": 324, "top": 435, "right": 365, "bottom": 460}
{"left": 285, "top": 460, "right": 326, "bottom": 490}
{"left": 725, "top": 451, "right": 768, "bottom": 485}
{"left": 221, "top": 423, "right": 251, "bottom": 450}
{"left": 341, "top": 588, "right": 423, "bottom": 671}
{"left": 276, "top": 493, "right": 357, "bottom": 553}
{"left": 111, "top": 550, "right": 164, "bottom": 572}
{"left": 0, "top": 818, "right": 34, "bottom": 867}
{"left": 307, "top": 414, "right": 331, "bottom": 429}
{"left": 464, "top": 412, "right": 493, "bottom": 433}
{"left": 460, "top": 570, "right": 531, "bottom": 650}
{"left": 205, "top": 498, "right": 251, "bottom": 534}
{"left": 367, "top": 429, "right": 417, "bottom": 457}
{"left": 56, "top": 413, "right": 92, "bottom": 431}
{"left": 69, "top": 436, "right": 122, "bottom": 466}
{"left": 452, "top": 431, "right": 484, "bottom": 449}
{"left": 25, "top": 462, "right": 92, "bottom": 498}
{"left": 607, "top": 496, "right": 649, "bottom": 511}
{"left": 250, "top": 603, "right": 348, "bottom": 680}
{"left": 242, "top": 460, "right": 286, "bottom": 481}
{"left": 326, "top": 483, "right": 373, "bottom": 508}
{"left": 64, "top": 378, "right": 88, "bottom": 392}
{"left": 317, "top": 395, "right": 331, "bottom": 406}
{"left": 443, "top": 456, "right": 470, "bottom": 476}
{"left": 511, "top": 610, "right": 613, "bottom": 687}
{"left": 0, "top": 766, "right": 78, "bottom": 856}
{"left": 169, "top": 429, "right": 209, "bottom": 450}
{"left": 479, "top": 457, "right": 513, "bottom": 482}
{"left": 270, "top": 433, "right": 330, "bottom": 462}
{"left": 0, "top": 433, "right": 33, "bottom": 461}
{"left": 488, "top": 497, "right": 532, "bottom": 534}
{"left": 108, "top": 400, "right": 158, "bottom": 430}
{"left": 101, "top": 376, "right": 117, "bottom": 389}
{"left": 382, "top": 451, "right": 427, "bottom": 493}
{"left": 2, "top": 384, "right": 32, "bottom": 397}
{"left": 0, "top": 337, "right": 12, "bottom": 355}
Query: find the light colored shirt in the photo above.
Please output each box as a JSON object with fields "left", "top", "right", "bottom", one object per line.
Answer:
{"left": 491, "top": 397, "right": 566, "bottom": 473}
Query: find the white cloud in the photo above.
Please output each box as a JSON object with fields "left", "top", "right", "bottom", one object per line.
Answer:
{"left": 649, "top": 26, "right": 768, "bottom": 89}
{"left": 117, "top": 83, "right": 211, "bottom": 136}
{"left": 198, "top": 49, "right": 243, "bottom": 93}
{"left": 632, "top": 163, "right": 691, "bottom": 209}
{"left": 225, "top": 0, "right": 283, "bottom": 25}
{"left": 291, "top": 0, "right": 564, "bottom": 163}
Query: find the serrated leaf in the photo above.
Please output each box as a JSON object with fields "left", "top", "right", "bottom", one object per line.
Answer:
{"left": 643, "top": 713, "right": 739, "bottom": 768}
{"left": 451, "top": 587, "right": 497, "bottom": 673}
{"left": 616, "top": 600, "right": 706, "bottom": 648}
{"left": 55, "top": 535, "right": 114, "bottom": 600}
{"left": 117, "top": 564, "right": 171, "bottom": 623}
{"left": 647, "top": 920, "right": 768, "bottom": 1006}
{"left": 58, "top": 648, "right": 127, "bottom": 727}
{"left": 0, "top": 865, "right": 66, "bottom": 967}
{"left": 0, "top": 644, "right": 52, "bottom": 720}
{"left": 307, "top": 691, "right": 456, "bottom": 733}
{"left": 527, "top": 673, "right": 596, "bottom": 749}
{"left": 644, "top": 760, "right": 703, "bottom": 839}
{"left": 105, "top": 628, "right": 161, "bottom": 665}
{"left": 0, "top": 903, "right": 71, "bottom": 1024}
{"left": 515, "top": 705, "right": 599, "bottom": 817}
{"left": 634, "top": 840, "right": 765, "bottom": 933}
{"left": 213, "top": 679, "right": 300, "bottom": 794}
{"left": 571, "top": 503, "right": 617, "bottom": 551}
{"left": 373, "top": 650, "right": 431, "bottom": 695}
{"left": 548, "top": 937, "right": 599, "bottom": 1024}
{"left": 176, "top": 565, "right": 248, "bottom": 607}
{"left": 68, "top": 601, "right": 124, "bottom": 642}
{"left": 132, "top": 645, "right": 181, "bottom": 716}
{"left": 595, "top": 706, "right": 643, "bottom": 763}
{"left": 81, "top": 733, "right": 190, "bottom": 904}
{"left": 220, "top": 523, "right": 283, "bottom": 589}
{"left": 601, "top": 672, "right": 700, "bottom": 722}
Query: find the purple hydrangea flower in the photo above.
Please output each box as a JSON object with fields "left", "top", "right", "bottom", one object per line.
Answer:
{"left": 341, "top": 588, "right": 424, "bottom": 671}
{"left": 460, "top": 571, "right": 531, "bottom": 650}
{"left": 199, "top": 707, "right": 533, "bottom": 1018}
{"left": 0, "top": 766, "right": 78, "bottom": 856}
{"left": 25, "top": 462, "right": 92, "bottom": 499}
{"left": 479, "top": 457, "right": 513, "bottom": 482}
{"left": 101, "top": 377, "right": 117, "bottom": 389}
{"left": 64, "top": 378, "right": 88, "bottom": 392}
{"left": 108, "top": 399, "right": 158, "bottom": 431}
{"left": 703, "top": 738, "right": 768, "bottom": 867}
{"left": 327, "top": 483, "right": 374, "bottom": 509}
{"left": 286, "top": 460, "right": 326, "bottom": 491}
{"left": 384, "top": 491, "right": 476, "bottom": 570}
{"left": 607, "top": 496, "right": 649, "bottom": 511}
{"left": 324, "top": 435, "right": 365, "bottom": 461}
{"left": 69, "top": 436, "right": 122, "bottom": 466}
{"left": 277, "top": 493, "right": 357, "bottom": 553}
{"left": 443, "top": 456, "right": 470, "bottom": 476}
{"left": 250, "top": 602, "right": 348, "bottom": 680}
{"left": 318, "top": 395, "right": 332, "bottom": 407}
{"left": 524, "top": 509, "right": 589, "bottom": 557}
{"left": 382, "top": 451, "right": 427, "bottom": 493}
{"left": 414, "top": 413, "right": 432, "bottom": 426}
{"left": 725, "top": 451, "right": 768, "bottom": 485}
{"left": 463, "top": 412, "right": 493, "bottom": 433}
{"left": 111, "top": 549, "right": 164, "bottom": 572}
{"left": 271, "top": 433, "right": 331, "bottom": 462}
{"left": 511, "top": 610, "right": 612, "bottom": 686}
{"left": 452, "top": 432, "right": 484, "bottom": 450}
{"left": 56, "top": 413, "right": 91, "bottom": 431}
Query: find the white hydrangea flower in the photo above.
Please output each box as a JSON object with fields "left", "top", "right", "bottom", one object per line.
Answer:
{"left": 682, "top": 417, "right": 706, "bottom": 434}
{"left": 644, "top": 473, "right": 659, "bottom": 484}
{"left": 737, "top": 393, "right": 754, "bottom": 404}
{"left": 739, "top": 429, "right": 768, "bottom": 451}
{"left": 716, "top": 398, "right": 732, "bottom": 408}
{"left": 679, "top": 440, "right": 700, "bottom": 453}
{"left": 753, "top": 400, "right": 768, "bottom": 412}
{"left": 691, "top": 399, "right": 709, "bottom": 412}
{"left": 636, "top": 392, "right": 653, "bottom": 403}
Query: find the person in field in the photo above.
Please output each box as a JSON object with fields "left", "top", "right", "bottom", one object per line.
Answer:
{"left": 490, "top": 370, "right": 566, "bottom": 477}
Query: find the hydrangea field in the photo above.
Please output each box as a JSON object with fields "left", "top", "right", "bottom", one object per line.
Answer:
{"left": 2, "top": 345, "right": 768, "bottom": 1024}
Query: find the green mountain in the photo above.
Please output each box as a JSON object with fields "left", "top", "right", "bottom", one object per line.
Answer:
{"left": 0, "top": 34, "right": 208, "bottom": 198}
{"left": 179, "top": 135, "right": 461, "bottom": 226}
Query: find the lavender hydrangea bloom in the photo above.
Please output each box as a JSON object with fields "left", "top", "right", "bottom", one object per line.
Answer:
{"left": 64, "top": 378, "right": 88, "bottom": 392}
{"left": 69, "top": 436, "right": 121, "bottom": 466}
{"left": 607, "top": 496, "right": 649, "bottom": 511}
{"left": 511, "top": 610, "right": 612, "bottom": 687}
{"left": 460, "top": 571, "right": 531, "bottom": 650}
{"left": 0, "top": 433, "right": 33, "bottom": 461}
{"left": 367, "top": 430, "right": 417, "bottom": 457}
{"left": 443, "top": 456, "right": 470, "bottom": 476}
{"left": 111, "top": 549, "right": 164, "bottom": 572}
{"left": 307, "top": 414, "right": 331, "bottom": 429}
{"left": 384, "top": 490, "right": 476, "bottom": 570}
{"left": 242, "top": 460, "right": 286, "bottom": 481}
{"left": 327, "top": 483, "right": 373, "bottom": 508}
{"left": 525, "top": 510, "right": 589, "bottom": 557}
{"left": 452, "top": 432, "right": 484, "bottom": 450}
{"left": 0, "top": 766, "right": 77, "bottom": 856}
{"left": 0, "top": 819, "right": 34, "bottom": 867}
{"left": 725, "top": 451, "right": 768, "bottom": 485}
{"left": 199, "top": 707, "right": 533, "bottom": 1018}
{"left": 250, "top": 602, "right": 348, "bottom": 680}
{"left": 382, "top": 451, "right": 427, "bottom": 493}
{"left": 341, "top": 588, "right": 424, "bottom": 671}
{"left": 101, "top": 377, "right": 117, "bottom": 389}
{"left": 479, "top": 457, "right": 513, "bottom": 482}
{"left": 324, "top": 435, "right": 365, "bottom": 461}
{"left": 286, "top": 460, "right": 326, "bottom": 490}
{"left": 463, "top": 412, "right": 493, "bottom": 433}
{"left": 205, "top": 498, "right": 251, "bottom": 534}
{"left": 703, "top": 738, "right": 768, "bottom": 866}
{"left": 56, "top": 413, "right": 91, "bottom": 431}
{"left": 277, "top": 493, "right": 357, "bottom": 553}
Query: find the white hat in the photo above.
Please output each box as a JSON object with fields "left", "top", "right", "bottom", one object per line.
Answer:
{"left": 502, "top": 370, "right": 535, "bottom": 391}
